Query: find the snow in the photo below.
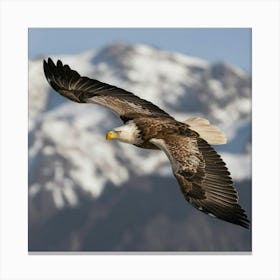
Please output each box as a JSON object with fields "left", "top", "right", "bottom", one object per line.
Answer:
{"left": 63, "top": 180, "right": 79, "bottom": 206}
{"left": 224, "top": 62, "right": 248, "bottom": 78}
{"left": 171, "top": 51, "right": 209, "bottom": 69}
{"left": 28, "top": 61, "right": 49, "bottom": 131}
{"left": 52, "top": 186, "right": 65, "bottom": 209}
{"left": 29, "top": 183, "right": 41, "bottom": 197}
{"left": 48, "top": 50, "right": 95, "bottom": 75}
{"left": 238, "top": 98, "right": 251, "bottom": 115}
{"left": 221, "top": 152, "right": 251, "bottom": 181}
{"left": 28, "top": 42, "right": 251, "bottom": 208}
{"left": 208, "top": 79, "right": 224, "bottom": 99}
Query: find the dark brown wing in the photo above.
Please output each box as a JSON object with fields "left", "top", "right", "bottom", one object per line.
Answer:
{"left": 150, "top": 135, "right": 250, "bottom": 228}
{"left": 43, "top": 58, "right": 173, "bottom": 122}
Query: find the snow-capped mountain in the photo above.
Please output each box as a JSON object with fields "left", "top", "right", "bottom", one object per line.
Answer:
{"left": 28, "top": 42, "right": 251, "bottom": 251}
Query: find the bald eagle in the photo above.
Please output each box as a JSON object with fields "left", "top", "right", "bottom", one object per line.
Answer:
{"left": 43, "top": 58, "right": 250, "bottom": 228}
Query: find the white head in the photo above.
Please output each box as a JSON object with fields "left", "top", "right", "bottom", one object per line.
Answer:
{"left": 106, "top": 121, "right": 141, "bottom": 145}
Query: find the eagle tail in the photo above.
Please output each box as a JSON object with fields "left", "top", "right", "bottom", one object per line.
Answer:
{"left": 184, "top": 117, "right": 227, "bottom": 145}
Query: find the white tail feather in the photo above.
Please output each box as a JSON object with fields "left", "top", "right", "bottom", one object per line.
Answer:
{"left": 184, "top": 117, "right": 227, "bottom": 145}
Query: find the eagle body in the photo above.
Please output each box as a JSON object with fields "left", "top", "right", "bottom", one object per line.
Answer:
{"left": 114, "top": 116, "right": 194, "bottom": 143}
{"left": 43, "top": 58, "right": 250, "bottom": 228}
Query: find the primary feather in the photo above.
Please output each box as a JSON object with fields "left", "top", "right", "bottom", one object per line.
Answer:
{"left": 43, "top": 58, "right": 250, "bottom": 228}
{"left": 43, "top": 58, "right": 173, "bottom": 120}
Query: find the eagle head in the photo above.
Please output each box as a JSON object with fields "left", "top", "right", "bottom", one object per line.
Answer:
{"left": 106, "top": 121, "right": 141, "bottom": 145}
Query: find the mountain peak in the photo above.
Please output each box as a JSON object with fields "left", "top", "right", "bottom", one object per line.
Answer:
{"left": 92, "top": 41, "right": 210, "bottom": 70}
{"left": 29, "top": 42, "right": 251, "bottom": 209}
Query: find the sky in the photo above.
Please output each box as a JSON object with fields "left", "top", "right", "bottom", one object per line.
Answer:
{"left": 29, "top": 28, "right": 251, "bottom": 73}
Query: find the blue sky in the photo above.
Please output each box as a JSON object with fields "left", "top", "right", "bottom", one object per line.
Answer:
{"left": 29, "top": 28, "right": 251, "bottom": 73}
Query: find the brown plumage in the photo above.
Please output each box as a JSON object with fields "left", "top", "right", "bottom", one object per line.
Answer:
{"left": 43, "top": 58, "right": 250, "bottom": 228}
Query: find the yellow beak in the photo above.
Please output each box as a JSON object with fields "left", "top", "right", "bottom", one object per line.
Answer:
{"left": 106, "top": 130, "right": 118, "bottom": 140}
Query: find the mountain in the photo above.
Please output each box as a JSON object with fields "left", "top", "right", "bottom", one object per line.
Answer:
{"left": 28, "top": 42, "right": 252, "bottom": 251}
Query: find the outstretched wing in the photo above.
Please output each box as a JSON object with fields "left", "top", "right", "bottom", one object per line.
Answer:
{"left": 150, "top": 136, "right": 250, "bottom": 228}
{"left": 43, "top": 58, "right": 173, "bottom": 122}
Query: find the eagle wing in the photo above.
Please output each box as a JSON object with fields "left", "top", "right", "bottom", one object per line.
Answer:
{"left": 150, "top": 136, "right": 250, "bottom": 228}
{"left": 43, "top": 58, "right": 173, "bottom": 122}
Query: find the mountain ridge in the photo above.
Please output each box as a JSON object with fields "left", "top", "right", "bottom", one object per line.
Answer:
{"left": 28, "top": 42, "right": 251, "bottom": 251}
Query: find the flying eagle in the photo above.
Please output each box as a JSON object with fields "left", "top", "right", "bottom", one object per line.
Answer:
{"left": 43, "top": 58, "right": 250, "bottom": 228}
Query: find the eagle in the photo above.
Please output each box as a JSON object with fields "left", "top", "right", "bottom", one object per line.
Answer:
{"left": 43, "top": 58, "right": 250, "bottom": 228}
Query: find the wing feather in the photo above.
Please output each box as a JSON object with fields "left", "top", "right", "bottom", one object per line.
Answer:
{"left": 150, "top": 136, "right": 250, "bottom": 228}
{"left": 43, "top": 58, "right": 173, "bottom": 121}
